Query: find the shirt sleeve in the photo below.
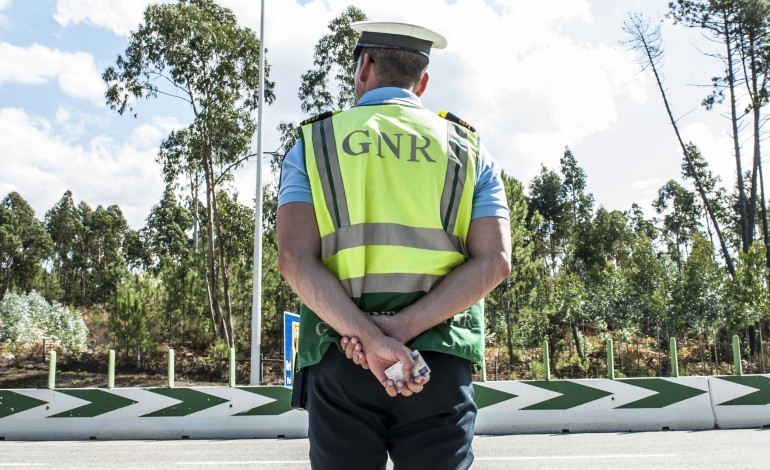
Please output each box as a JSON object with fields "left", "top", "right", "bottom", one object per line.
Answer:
{"left": 277, "top": 139, "right": 313, "bottom": 207}
{"left": 472, "top": 143, "right": 510, "bottom": 220}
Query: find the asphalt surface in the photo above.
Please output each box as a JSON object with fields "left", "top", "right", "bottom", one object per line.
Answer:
{"left": 1, "top": 428, "right": 768, "bottom": 469}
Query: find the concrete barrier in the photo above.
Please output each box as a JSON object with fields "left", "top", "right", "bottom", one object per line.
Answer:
{"left": 1, "top": 375, "right": 767, "bottom": 440}
{"left": 0, "top": 386, "right": 308, "bottom": 440}
{"left": 708, "top": 374, "right": 770, "bottom": 430}
{"left": 474, "top": 377, "right": 713, "bottom": 434}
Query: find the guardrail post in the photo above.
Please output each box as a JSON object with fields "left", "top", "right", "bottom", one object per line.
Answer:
{"left": 168, "top": 348, "right": 175, "bottom": 388}
{"left": 543, "top": 339, "right": 551, "bottom": 381}
{"left": 48, "top": 350, "right": 56, "bottom": 389}
{"left": 606, "top": 338, "right": 615, "bottom": 380}
{"left": 229, "top": 347, "right": 236, "bottom": 387}
{"left": 669, "top": 337, "right": 679, "bottom": 377}
{"left": 108, "top": 349, "right": 115, "bottom": 388}
{"left": 733, "top": 335, "right": 742, "bottom": 376}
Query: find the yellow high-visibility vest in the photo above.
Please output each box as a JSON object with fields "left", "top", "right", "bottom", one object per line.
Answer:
{"left": 297, "top": 103, "right": 485, "bottom": 369}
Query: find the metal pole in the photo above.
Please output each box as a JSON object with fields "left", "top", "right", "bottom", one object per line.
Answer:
{"left": 48, "top": 350, "right": 56, "bottom": 389}
{"left": 168, "top": 348, "right": 175, "bottom": 388}
{"left": 250, "top": 0, "right": 266, "bottom": 386}
{"left": 669, "top": 337, "right": 679, "bottom": 377}
{"left": 606, "top": 338, "right": 614, "bottom": 380}
{"left": 543, "top": 339, "right": 551, "bottom": 381}
{"left": 733, "top": 334, "right": 742, "bottom": 376}
{"left": 108, "top": 350, "right": 115, "bottom": 389}
{"left": 230, "top": 347, "right": 236, "bottom": 387}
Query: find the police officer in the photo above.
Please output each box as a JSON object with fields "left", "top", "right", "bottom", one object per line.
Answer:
{"left": 277, "top": 20, "right": 511, "bottom": 469}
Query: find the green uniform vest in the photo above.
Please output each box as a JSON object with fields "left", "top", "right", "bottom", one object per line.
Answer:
{"left": 297, "top": 103, "right": 484, "bottom": 369}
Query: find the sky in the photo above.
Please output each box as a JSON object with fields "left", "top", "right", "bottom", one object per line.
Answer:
{"left": 0, "top": 0, "right": 738, "bottom": 229}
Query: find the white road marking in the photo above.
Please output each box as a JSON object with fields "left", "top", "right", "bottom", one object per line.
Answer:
{"left": 0, "top": 465, "right": 48, "bottom": 467}
{"left": 475, "top": 453, "right": 675, "bottom": 461}
{"left": 176, "top": 461, "right": 310, "bottom": 466}
{"left": 175, "top": 454, "right": 676, "bottom": 466}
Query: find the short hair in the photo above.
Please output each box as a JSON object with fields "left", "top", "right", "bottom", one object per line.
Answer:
{"left": 360, "top": 47, "right": 429, "bottom": 90}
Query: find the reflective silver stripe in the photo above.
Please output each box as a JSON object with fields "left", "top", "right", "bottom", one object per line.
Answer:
{"left": 339, "top": 273, "right": 442, "bottom": 298}
{"left": 440, "top": 123, "right": 469, "bottom": 237}
{"left": 321, "top": 223, "right": 466, "bottom": 260}
{"left": 311, "top": 118, "right": 350, "bottom": 229}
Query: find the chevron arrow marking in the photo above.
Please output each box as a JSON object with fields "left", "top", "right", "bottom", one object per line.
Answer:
{"left": 614, "top": 379, "right": 707, "bottom": 409}
{"left": 472, "top": 384, "right": 517, "bottom": 409}
{"left": 0, "top": 391, "right": 48, "bottom": 418}
{"left": 141, "top": 388, "right": 229, "bottom": 417}
{"left": 521, "top": 381, "right": 612, "bottom": 410}
{"left": 716, "top": 376, "right": 770, "bottom": 406}
{"left": 234, "top": 387, "right": 293, "bottom": 416}
{"left": 49, "top": 389, "right": 138, "bottom": 418}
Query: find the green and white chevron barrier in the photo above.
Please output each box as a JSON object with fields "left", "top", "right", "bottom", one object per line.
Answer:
{"left": 0, "top": 386, "right": 307, "bottom": 440}
{"left": 709, "top": 375, "right": 770, "bottom": 429}
{"left": 1, "top": 375, "right": 768, "bottom": 440}
{"left": 473, "top": 377, "right": 714, "bottom": 434}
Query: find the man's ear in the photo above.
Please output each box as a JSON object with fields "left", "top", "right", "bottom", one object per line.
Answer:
{"left": 414, "top": 72, "right": 429, "bottom": 97}
{"left": 359, "top": 53, "right": 374, "bottom": 83}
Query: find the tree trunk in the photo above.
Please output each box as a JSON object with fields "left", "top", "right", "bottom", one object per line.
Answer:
{"left": 201, "top": 144, "right": 227, "bottom": 346}
{"left": 212, "top": 188, "right": 235, "bottom": 348}
{"left": 505, "top": 303, "right": 515, "bottom": 368}
{"left": 723, "top": 16, "right": 750, "bottom": 252}
{"left": 571, "top": 320, "right": 584, "bottom": 360}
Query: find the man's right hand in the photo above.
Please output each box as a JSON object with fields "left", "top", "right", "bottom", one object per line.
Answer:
{"left": 342, "top": 334, "right": 430, "bottom": 397}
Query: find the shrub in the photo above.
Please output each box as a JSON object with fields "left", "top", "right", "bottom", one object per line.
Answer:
{"left": 0, "top": 291, "right": 89, "bottom": 352}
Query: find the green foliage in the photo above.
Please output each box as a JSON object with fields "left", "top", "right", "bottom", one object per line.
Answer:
{"left": 110, "top": 276, "right": 157, "bottom": 358}
{"left": 298, "top": 5, "right": 367, "bottom": 115}
{"left": 272, "top": 6, "right": 367, "bottom": 171}
{"left": 0, "top": 192, "right": 54, "bottom": 297}
{"left": 0, "top": 290, "right": 88, "bottom": 352}
{"left": 524, "top": 359, "right": 546, "bottom": 380}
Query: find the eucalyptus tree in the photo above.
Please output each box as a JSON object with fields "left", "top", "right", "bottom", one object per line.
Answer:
{"left": 0, "top": 192, "right": 53, "bottom": 298}
{"left": 45, "top": 190, "right": 82, "bottom": 302}
{"left": 486, "top": 172, "right": 542, "bottom": 366}
{"left": 528, "top": 165, "right": 568, "bottom": 276}
{"left": 273, "top": 6, "right": 367, "bottom": 170}
{"left": 142, "top": 185, "right": 193, "bottom": 273}
{"left": 103, "top": 0, "right": 274, "bottom": 348}
{"left": 653, "top": 180, "right": 703, "bottom": 273}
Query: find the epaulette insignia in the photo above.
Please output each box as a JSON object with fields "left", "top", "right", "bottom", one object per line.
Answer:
{"left": 437, "top": 110, "right": 476, "bottom": 132}
{"left": 300, "top": 110, "right": 340, "bottom": 126}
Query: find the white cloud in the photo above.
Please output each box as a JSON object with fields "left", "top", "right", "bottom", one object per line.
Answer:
{"left": 0, "top": 43, "right": 104, "bottom": 106}
{"left": 680, "top": 122, "right": 738, "bottom": 188}
{"left": 130, "top": 116, "right": 186, "bottom": 149}
{"left": 54, "top": 0, "right": 153, "bottom": 36}
{"left": 632, "top": 178, "right": 663, "bottom": 191}
{"left": 0, "top": 107, "right": 164, "bottom": 228}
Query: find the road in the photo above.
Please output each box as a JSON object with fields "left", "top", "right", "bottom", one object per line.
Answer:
{"left": 1, "top": 429, "right": 768, "bottom": 469}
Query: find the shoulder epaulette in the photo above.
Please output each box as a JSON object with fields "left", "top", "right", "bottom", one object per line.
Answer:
{"left": 437, "top": 110, "right": 476, "bottom": 132}
{"left": 300, "top": 110, "right": 341, "bottom": 126}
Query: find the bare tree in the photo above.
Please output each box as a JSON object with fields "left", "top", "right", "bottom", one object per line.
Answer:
{"left": 622, "top": 13, "right": 736, "bottom": 276}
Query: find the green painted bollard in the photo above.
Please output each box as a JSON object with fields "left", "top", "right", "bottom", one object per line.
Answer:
{"left": 168, "top": 348, "right": 175, "bottom": 388}
{"left": 229, "top": 347, "right": 236, "bottom": 387}
{"left": 543, "top": 339, "right": 551, "bottom": 381}
{"left": 669, "top": 337, "right": 679, "bottom": 377}
{"left": 606, "top": 338, "right": 615, "bottom": 380}
{"left": 108, "top": 350, "right": 115, "bottom": 389}
{"left": 732, "top": 335, "right": 742, "bottom": 376}
{"left": 48, "top": 350, "right": 56, "bottom": 389}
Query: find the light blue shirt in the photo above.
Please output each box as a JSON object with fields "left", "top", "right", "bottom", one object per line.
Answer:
{"left": 278, "top": 87, "right": 509, "bottom": 220}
